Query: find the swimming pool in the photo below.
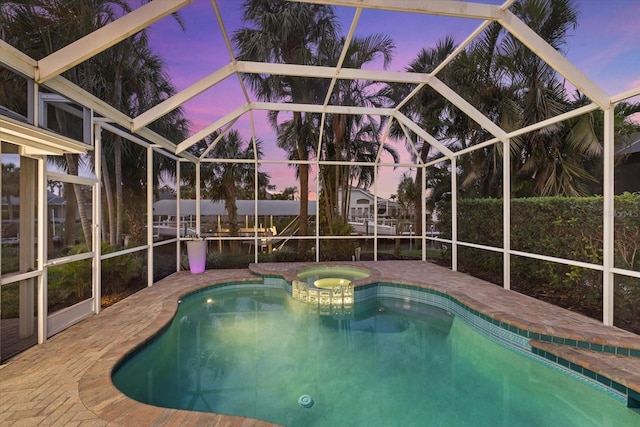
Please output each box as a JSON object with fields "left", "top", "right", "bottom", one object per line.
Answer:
{"left": 112, "top": 282, "right": 640, "bottom": 426}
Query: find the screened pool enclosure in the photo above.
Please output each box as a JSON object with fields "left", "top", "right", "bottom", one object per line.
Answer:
{"left": 1, "top": 0, "right": 639, "bottom": 362}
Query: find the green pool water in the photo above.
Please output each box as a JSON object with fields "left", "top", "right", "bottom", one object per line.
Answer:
{"left": 112, "top": 286, "right": 640, "bottom": 426}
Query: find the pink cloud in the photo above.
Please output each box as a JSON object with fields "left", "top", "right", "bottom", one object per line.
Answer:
{"left": 626, "top": 78, "right": 640, "bottom": 93}
{"left": 566, "top": 1, "right": 640, "bottom": 95}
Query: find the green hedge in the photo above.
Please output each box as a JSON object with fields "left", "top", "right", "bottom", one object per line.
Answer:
{"left": 436, "top": 194, "right": 640, "bottom": 334}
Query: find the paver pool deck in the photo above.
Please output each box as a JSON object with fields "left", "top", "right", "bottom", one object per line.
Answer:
{"left": 1, "top": 261, "right": 640, "bottom": 426}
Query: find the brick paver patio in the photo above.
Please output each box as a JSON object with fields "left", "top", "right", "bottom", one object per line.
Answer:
{"left": 1, "top": 261, "right": 639, "bottom": 426}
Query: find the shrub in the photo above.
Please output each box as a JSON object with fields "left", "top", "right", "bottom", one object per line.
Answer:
{"left": 47, "top": 242, "right": 142, "bottom": 311}
{"left": 267, "top": 249, "right": 314, "bottom": 263}
{"left": 436, "top": 194, "right": 640, "bottom": 333}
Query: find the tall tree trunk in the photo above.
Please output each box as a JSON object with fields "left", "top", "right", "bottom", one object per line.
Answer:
{"left": 295, "top": 112, "right": 308, "bottom": 252}
{"left": 54, "top": 108, "right": 91, "bottom": 249}
{"left": 101, "top": 142, "right": 116, "bottom": 245}
{"left": 63, "top": 181, "right": 76, "bottom": 246}
{"left": 125, "top": 189, "right": 145, "bottom": 245}
{"left": 298, "top": 161, "right": 309, "bottom": 252}
{"left": 322, "top": 168, "right": 335, "bottom": 232}
{"left": 114, "top": 135, "right": 124, "bottom": 245}
{"left": 413, "top": 141, "right": 433, "bottom": 249}
{"left": 111, "top": 66, "right": 124, "bottom": 245}
{"left": 224, "top": 176, "right": 240, "bottom": 254}
{"left": 343, "top": 185, "right": 352, "bottom": 222}
{"left": 413, "top": 168, "right": 423, "bottom": 246}
{"left": 335, "top": 113, "right": 346, "bottom": 224}
{"left": 338, "top": 164, "right": 348, "bottom": 221}
{"left": 65, "top": 154, "right": 92, "bottom": 250}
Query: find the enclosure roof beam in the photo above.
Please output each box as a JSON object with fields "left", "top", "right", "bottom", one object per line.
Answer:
{"left": 44, "top": 76, "right": 178, "bottom": 156}
{"left": 0, "top": 114, "right": 87, "bottom": 155}
{"left": 288, "top": 0, "right": 502, "bottom": 21}
{"left": 176, "top": 104, "right": 250, "bottom": 154}
{"left": 612, "top": 87, "right": 640, "bottom": 104}
{"left": 0, "top": 39, "right": 36, "bottom": 78}
{"left": 37, "top": 0, "right": 192, "bottom": 83}
{"left": 395, "top": 112, "right": 454, "bottom": 159}
{"left": 499, "top": 10, "right": 610, "bottom": 109}
{"left": 0, "top": 42, "right": 184, "bottom": 158}
{"left": 132, "top": 63, "right": 236, "bottom": 131}
{"left": 250, "top": 101, "right": 394, "bottom": 116}
{"left": 506, "top": 103, "right": 601, "bottom": 139}
{"left": 429, "top": 77, "right": 508, "bottom": 142}
{"left": 175, "top": 100, "right": 397, "bottom": 154}
{"left": 237, "top": 61, "right": 432, "bottom": 84}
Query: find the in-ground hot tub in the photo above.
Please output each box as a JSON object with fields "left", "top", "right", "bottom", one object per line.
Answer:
{"left": 296, "top": 265, "right": 371, "bottom": 285}
{"left": 313, "top": 277, "right": 352, "bottom": 289}
{"left": 292, "top": 265, "right": 371, "bottom": 309}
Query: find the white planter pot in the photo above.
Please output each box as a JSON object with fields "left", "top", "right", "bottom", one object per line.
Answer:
{"left": 186, "top": 240, "right": 207, "bottom": 274}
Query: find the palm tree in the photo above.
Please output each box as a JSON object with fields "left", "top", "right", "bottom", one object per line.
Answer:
{"left": 1, "top": 0, "right": 143, "bottom": 249}
{"left": 396, "top": 171, "right": 419, "bottom": 225}
{"left": 445, "top": 25, "right": 515, "bottom": 199}
{"left": 270, "top": 186, "right": 297, "bottom": 200}
{"left": 0, "top": 0, "right": 116, "bottom": 249}
{"left": 233, "top": 0, "right": 340, "bottom": 252}
{"left": 464, "top": 0, "right": 601, "bottom": 197}
{"left": 396, "top": 0, "right": 603, "bottom": 201}
{"left": 316, "top": 34, "right": 399, "bottom": 232}
{"left": 389, "top": 36, "right": 460, "bottom": 241}
{"left": 98, "top": 38, "right": 189, "bottom": 245}
{"left": 199, "top": 130, "right": 267, "bottom": 254}
{"left": 504, "top": 0, "right": 590, "bottom": 196}
{"left": 1, "top": 0, "right": 188, "bottom": 248}
{"left": 579, "top": 97, "right": 640, "bottom": 194}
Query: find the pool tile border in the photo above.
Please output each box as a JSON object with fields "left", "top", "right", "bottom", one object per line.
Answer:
{"left": 530, "top": 346, "right": 633, "bottom": 400}
{"left": 250, "top": 263, "right": 640, "bottom": 409}
{"left": 369, "top": 282, "right": 640, "bottom": 358}
{"left": 370, "top": 282, "right": 633, "bottom": 405}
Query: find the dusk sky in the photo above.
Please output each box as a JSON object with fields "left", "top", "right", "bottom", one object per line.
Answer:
{"left": 143, "top": 0, "right": 640, "bottom": 197}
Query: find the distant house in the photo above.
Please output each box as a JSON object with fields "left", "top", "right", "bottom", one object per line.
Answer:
{"left": 47, "top": 191, "right": 66, "bottom": 223}
{"left": 616, "top": 133, "right": 640, "bottom": 194}
{"left": 340, "top": 187, "right": 399, "bottom": 221}
{"left": 1, "top": 191, "right": 68, "bottom": 241}
{"left": 1, "top": 191, "right": 89, "bottom": 220}
{"left": 1, "top": 191, "right": 67, "bottom": 221}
